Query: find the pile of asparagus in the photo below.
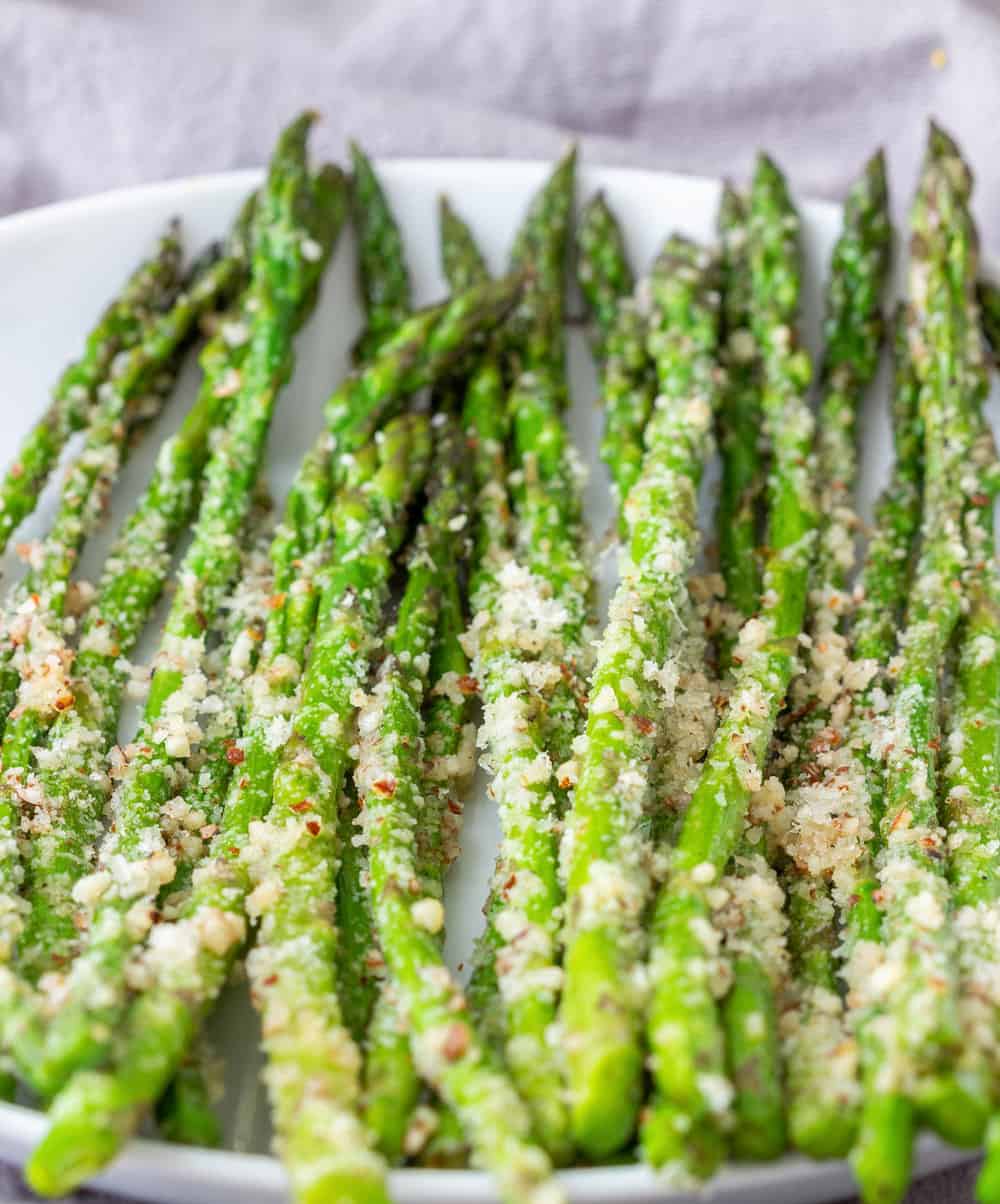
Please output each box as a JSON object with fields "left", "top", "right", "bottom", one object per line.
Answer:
{"left": 0, "top": 108, "right": 997, "bottom": 1204}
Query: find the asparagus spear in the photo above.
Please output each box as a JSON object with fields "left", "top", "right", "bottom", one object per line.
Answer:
{"left": 577, "top": 192, "right": 656, "bottom": 518}
{"left": 336, "top": 144, "right": 415, "bottom": 1055}
{"left": 354, "top": 416, "right": 563, "bottom": 1204}
{"left": 711, "top": 182, "right": 790, "bottom": 1160}
{"left": 851, "top": 141, "right": 980, "bottom": 1204}
{"left": 978, "top": 278, "right": 1000, "bottom": 357}
{"left": 350, "top": 142, "right": 412, "bottom": 362}
{"left": 641, "top": 153, "right": 816, "bottom": 1180}
{"left": 715, "top": 184, "right": 764, "bottom": 646}
{"left": 908, "top": 135, "right": 1000, "bottom": 1157}
{"left": 506, "top": 147, "right": 575, "bottom": 382}
{"left": 560, "top": 236, "right": 722, "bottom": 1159}
{"left": 440, "top": 197, "right": 491, "bottom": 295}
{"left": 15, "top": 115, "right": 343, "bottom": 1097}
{"left": 775, "top": 150, "right": 891, "bottom": 1158}
{"left": 155, "top": 1045, "right": 222, "bottom": 1148}
{"left": 363, "top": 200, "right": 489, "bottom": 1162}
{"left": 838, "top": 306, "right": 925, "bottom": 971}
{"left": 577, "top": 190, "right": 634, "bottom": 357}
{"left": 0, "top": 222, "right": 183, "bottom": 556}
{"left": 465, "top": 153, "right": 586, "bottom": 1159}
{"left": 460, "top": 349, "right": 513, "bottom": 1057}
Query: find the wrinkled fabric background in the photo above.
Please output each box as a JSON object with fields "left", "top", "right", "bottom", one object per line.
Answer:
{"left": 0, "top": 0, "right": 990, "bottom": 1200}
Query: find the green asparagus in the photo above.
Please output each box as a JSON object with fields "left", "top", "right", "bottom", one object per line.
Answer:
{"left": 851, "top": 137, "right": 980, "bottom": 1204}
{"left": 560, "top": 236, "right": 722, "bottom": 1159}
{"left": 641, "top": 153, "right": 816, "bottom": 1180}
{"left": 350, "top": 142, "right": 412, "bottom": 361}
{"left": 466, "top": 152, "right": 586, "bottom": 1159}
{"left": 578, "top": 191, "right": 656, "bottom": 518}
{"left": 776, "top": 150, "right": 891, "bottom": 1159}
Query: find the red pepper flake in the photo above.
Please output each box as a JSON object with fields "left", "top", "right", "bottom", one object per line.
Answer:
{"left": 225, "top": 743, "right": 245, "bottom": 765}
{"left": 266, "top": 592, "right": 287, "bottom": 611}
{"left": 441, "top": 1023, "right": 469, "bottom": 1061}
{"left": 290, "top": 799, "right": 314, "bottom": 814}
{"left": 889, "top": 808, "right": 912, "bottom": 833}
{"left": 446, "top": 799, "right": 463, "bottom": 815}
{"left": 263, "top": 973, "right": 278, "bottom": 987}
{"left": 373, "top": 777, "right": 398, "bottom": 798}
{"left": 972, "top": 492, "right": 990, "bottom": 508}
{"left": 457, "top": 675, "right": 478, "bottom": 695}
{"left": 305, "top": 819, "right": 321, "bottom": 836}
{"left": 634, "top": 714, "right": 654, "bottom": 736}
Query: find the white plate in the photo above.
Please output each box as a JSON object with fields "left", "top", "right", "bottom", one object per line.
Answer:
{"left": 0, "top": 158, "right": 981, "bottom": 1203}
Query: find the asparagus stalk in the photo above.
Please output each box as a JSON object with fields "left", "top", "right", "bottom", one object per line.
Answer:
{"left": 354, "top": 416, "right": 562, "bottom": 1204}
{"left": 560, "top": 236, "right": 722, "bottom": 1159}
{"left": 15, "top": 116, "right": 343, "bottom": 1098}
{"left": 506, "top": 147, "right": 575, "bottom": 382}
{"left": 850, "top": 137, "right": 980, "bottom": 1204}
{"left": 577, "top": 191, "right": 656, "bottom": 519}
{"left": 440, "top": 197, "right": 491, "bottom": 295}
{"left": 350, "top": 142, "right": 412, "bottom": 361}
{"left": 641, "top": 153, "right": 816, "bottom": 1180}
{"left": 155, "top": 1045, "right": 223, "bottom": 1148}
{"left": 978, "top": 278, "right": 1000, "bottom": 357}
{"left": 908, "top": 133, "right": 1000, "bottom": 1156}
{"left": 334, "top": 150, "right": 423, "bottom": 1125}
{"left": 838, "top": 305, "right": 925, "bottom": 981}
{"left": 363, "top": 199, "right": 489, "bottom": 1163}
{"left": 461, "top": 351, "right": 513, "bottom": 1057}
{"left": 577, "top": 191, "right": 634, "bottom": 357}
{"left": 715, "top": 184, "right": 764, "bottom": 643}
{"left": 0, "top": 222, "right": 184, "bottom": 556}
{"left": 465, "top": 153, "right": 586, "bottom": 1160}
{"left": 711, "top": 182, "right": 790, "bottom": 1160}
{"left": 775, "top": 151, "right": 891, "bottom": 1158}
